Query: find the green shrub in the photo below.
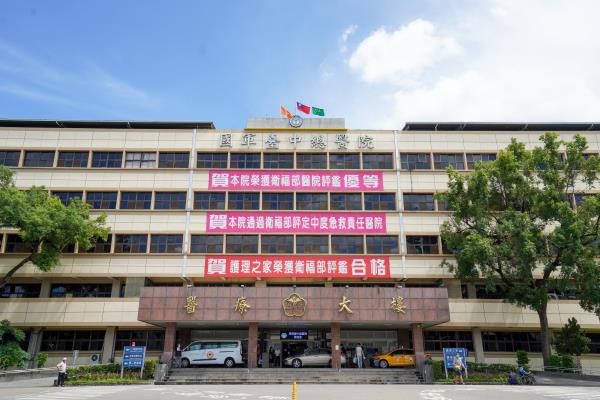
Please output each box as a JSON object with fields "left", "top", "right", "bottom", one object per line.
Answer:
{"left": 560, "top": 354, "right": 574, "bottom": 369}
{"left": 516, "top": 350, "right": 529, "bottom": 367}
{"left": 67, "top": 361, "right": 159, "bottom": 381}
{"left": 432, "top": 360, "right": 445, "bottom": 379}
{"left": 549, "top": 354, "right": 562, "bottom": 367}
{"left": 36, "top": 352, "right": 48, "bottom": 368}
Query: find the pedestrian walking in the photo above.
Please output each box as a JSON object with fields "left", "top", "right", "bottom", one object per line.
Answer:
{"left": 355, "top": 343, "right": 364, "bottom": 368}
{"left": 56, "top": 357, "right": 67, "bottom": 387}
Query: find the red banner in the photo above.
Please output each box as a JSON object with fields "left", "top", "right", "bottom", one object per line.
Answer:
{"left": 205, "top": 256, "right": 390, "bottom": 278}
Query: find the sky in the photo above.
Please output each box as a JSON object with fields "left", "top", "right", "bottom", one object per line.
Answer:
{"left": 1, "top": 0, "right": 600, "bottom": 129}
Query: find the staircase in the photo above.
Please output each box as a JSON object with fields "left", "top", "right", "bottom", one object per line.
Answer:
{"left": 160, "top": 367, "right": 423, "bottom": 385}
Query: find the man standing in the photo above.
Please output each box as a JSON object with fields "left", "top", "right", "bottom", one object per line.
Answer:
{"left": 56, "top": 357, "right": 67, "bottom": 387}
{"left": 355, "top": 344, "right": 364, "bottom": 368}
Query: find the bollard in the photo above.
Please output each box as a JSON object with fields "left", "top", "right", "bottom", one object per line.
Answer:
{"left": 292, "top": 381, "right": 297, "bottom": 400}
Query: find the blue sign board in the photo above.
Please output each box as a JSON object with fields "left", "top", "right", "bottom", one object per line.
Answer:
{"left": 443, "top": 348, "right": 468, "bottom": 369}
{"left": 122, "top": 346, "right": 146, "bottom": 368}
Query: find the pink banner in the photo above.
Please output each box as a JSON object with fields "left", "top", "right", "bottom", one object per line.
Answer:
{"left": 208, "top": 170, "right": 384, "bottom": 191}
{"left": 206, "top": 212, "right": 386, "bottom": 233}
{"left": 205, "top": 256, "right": 390, "bottom": 278}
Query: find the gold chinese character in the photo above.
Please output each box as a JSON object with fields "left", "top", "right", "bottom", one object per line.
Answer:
{"left": 184, "top": 296, "right": 198, "bottom": 314}
{"left": 234, "top": 296, "right": 251, "bottom": 315}
{"left": 338, "top": 296, "right": 353, "bottom": 314}
{"left": 391, "top": 295, "right": 406, "bottom": 314}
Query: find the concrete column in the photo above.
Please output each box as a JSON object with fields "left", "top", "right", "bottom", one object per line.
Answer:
{"left": 26, "top": 328, "right": 43, "bottom": 368}
{"left": 472, "top": 327, "right": 485, "bottom": 363}
{"left": 411, "top": 323, "right": 425, "bottom": 370}
{"left": 124, "top": 277, "right": 145, "bottom": 297}
{"left": 162, "top": 322, "right": 176, "bottom": 364}
{"left": 111, "top": 281, "right": 121, "bottom": 298}
{"left": 102, "top": 327, "right": 116, "bottom": 363}
{"left": 444, "top": 279, "right": 462, "bottom": 299}
{"left": 467, "top": 283, "right": 477, "bottom": 299}
{"left": 397, "top": 329, "right": 411, "bottom": 348}
{"left": 39, "top": 281, "right": 51, "bottom": 297}
{"left": 331, "top": 322, "right": 341, "bottom": 369}
{"left": 248, "top": 322, "right": 258, "bottom": 368}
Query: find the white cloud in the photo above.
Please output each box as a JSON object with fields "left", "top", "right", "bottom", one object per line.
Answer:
{"left": 348, "top": 19, "right": 461, "bottom": 85}
{"left": 339, "top": 24, "right": 357, "bottom": 54}
{"left": 340, "top": 0, "right": 600, "bottom": 128}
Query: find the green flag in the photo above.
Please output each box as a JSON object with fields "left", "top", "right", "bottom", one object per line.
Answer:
{"left": 311, "top": 107, "right": 325, "bottom": 116}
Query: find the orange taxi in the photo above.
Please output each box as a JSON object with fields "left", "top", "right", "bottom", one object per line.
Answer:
{"left": 371, "top": 348, "right": 427, "bottom": 368}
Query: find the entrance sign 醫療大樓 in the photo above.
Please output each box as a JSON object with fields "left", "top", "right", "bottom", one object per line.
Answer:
{"left": 208, "top": 170, "right": 384, "bottom": 191}
{"left": 205, "top": 255, "right": 390, "bottom": 278}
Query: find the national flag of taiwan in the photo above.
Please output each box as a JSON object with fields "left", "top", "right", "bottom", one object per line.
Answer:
{"left": 297, "top": 102, "right": 311, "bottom": 114}
{"left": 311, "top": 107, "right": 325, "bottom": 116}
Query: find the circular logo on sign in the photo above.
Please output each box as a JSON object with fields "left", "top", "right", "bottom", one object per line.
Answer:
{"left": 280, "top": 332, "right": 288, "bottom": 339}
{"left": 207, "top": 351, "right": 215, "bottom": 359}
{"left": 289, "top": 115, "right": 303, "bottom": 128}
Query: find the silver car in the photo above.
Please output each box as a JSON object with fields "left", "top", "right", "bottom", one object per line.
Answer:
{"left": 284, "top": 348, "right": 346, "bottom": 368}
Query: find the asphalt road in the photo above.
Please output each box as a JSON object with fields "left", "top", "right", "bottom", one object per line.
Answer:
{"left": 2, "top": 380, "right": 600, "bottom": 400}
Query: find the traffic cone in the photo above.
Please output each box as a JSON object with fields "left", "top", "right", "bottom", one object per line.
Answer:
{"left": 292, "top": 381, "right": 297, "bottom": 400}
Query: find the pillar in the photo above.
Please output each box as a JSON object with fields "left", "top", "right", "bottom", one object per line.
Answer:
{"left": 444, "top": 279, "right": 462, "bottom": 299}
{"left": 102, "top": 327, "right": 116, "bottom": 363}
{"left": 331, "top": 322, "right": 341, "bottom": 369}
{"left": 472, "top": 327, "right": 485, "bottom": 363}
{"left": 27, "top": 328, "right": 43, "bottom": 368}
{"left": 111, "top": 281, "right": 121, "bottom": 298}
{"left": 411, "top": 323, "right": 425, "bottom": 370}
{"left": 248, "top": 323, "right": 258, "bottom": 368}
{"left": 124, "top": 277, "right": 145, "bottom": 297}
{"left": 162, "top": 322, "right": 176, "bottom": 364}
{"left": 467, "top": 283, "right": 477, "bottom": 299}
{"left": 397, "top": 329, "right": 410, "bottom": 348}
{"left": 39, "top": 281, "right": 51, "bottom": 297}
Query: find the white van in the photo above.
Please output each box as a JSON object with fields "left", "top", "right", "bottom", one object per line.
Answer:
{"left": 180, "top": 340, "right": 243, "bottom": 368}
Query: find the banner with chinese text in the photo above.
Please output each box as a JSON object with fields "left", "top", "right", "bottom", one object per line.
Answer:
{"left": 205, "top": 255, "right": 390, "bottom": 278}
{"left": 208, "top": 170, "right": 384, "bottom": 191}
{"left": 206, "top": 212, "right": 386, "bottom": 233}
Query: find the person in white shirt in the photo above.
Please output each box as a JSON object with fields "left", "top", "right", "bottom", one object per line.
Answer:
{"left": 355, "top": 344, "right": 364, "bottom": 368}
{"left": 56, "top": 357, "right": 67, "bottom": 387}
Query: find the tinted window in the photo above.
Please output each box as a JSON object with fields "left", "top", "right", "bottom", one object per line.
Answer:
{"left": 41, "top": 331, "right": 104, "bottom": 352}
{"left": 57, "top": 151, "right": 89, "bottom": 168}
{"left": 197, "top": 153, "right": 228, "bottom": 168}
{"left": 466, "top": 153, "right": 496, "bottom": 169}
{"left": 330, "top": 193, "right": 362, "bottom": 210}
{"left": 366, "top": 236, "right": 399, "bottom": 254}
{"left": 296, "top": 153, "right": 327, "bottom": 169}
{"left": 150, "top": 235, "right": 183, "bottom": 253}
{"left": 125, "top": 152, "right": 156, "bottom": 168}
{"left": 403, "top": 194, "right": 434, "bottom": 211}
{"left": 194, "top": 192, "right": 225, "bottom": 210}
{"left": 115, "top": 330, "right": 165, "bottom": 351}
{"left": 406, "top": 236, "right": 439, "bottom": 254}
{"left": 363, "top": 153, "right": 393, "bottom": 169}
{"left": 230, "top": 153, "right": 260, "bottom": 169}
{"left": 159, "top": 152, "right": 189, "bottom": 168}
{"left": 23, "top": 151, "right": 54, "bottom": 167}
{"left": 400, "top": 153, "right": 431, "bottom": 170}
{"left": 50, "top": 283, "right": 112, "bottom": 298}
{"left": 228, "top": 192, "right": 259, "bottom": 210}
{"left": 86, "top": 192, "right": 118, "bottom": 209}
{"left": 92, "top": 152, "right": 122, "bottom": 168}
{"left": 263, "top": 193, "right": 293, "bottom": 210}
{"left": 226, "top": 235, "right": 258, "bottom": 253}
{"left": 4, "top": 234, "right": 31, "bottom": 253}
{"left": 296, "top": 193, "right": 328, "bottom": 210}
{"left": 190, "top": 235, "right": 224, "bottom": 253}
{"left": 261, "top": 235, "right": 293, "bottom": 253}
{"left": 52, "top": 191, "right": 83, "bottom": 206}
{"left": 331, "top": 236, "right": 364, "bottom": 254}
{"left": 85, "top": 234, "right": 112, "bottom": 253}
{"left": 120, "top": 192, "right": 152, "bottom": 209}
{"left": 329, "top": 153, "right": 360, "bottom": 169}
{"left": 114, "top": 234, "right": 148, "bottom": 253}
{"left": 154, "top": 192, "right": 186, "bottom": 209}
{"left": 1, "top": 284, "right": 41, "bottom": 298}
{"left": 263, "top": 153, "right": 293, "bottom": 169}
{"left": 296, "top": 235, "right": 329, "bottom": 254}
{"left": 0, "top": 151, "right": 20, "bottom": 167}
{"left": 433, "top": 153, "right": 465, "bottom": 170}
{"left": 364, "top": 193, "right": 396, "bottom": 211}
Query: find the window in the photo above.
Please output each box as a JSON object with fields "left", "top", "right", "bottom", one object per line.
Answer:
{"left": 1, "top": 284, "right": 41, "bottom": 298}
{"left": 158, "top": 152, "right": 189, "bottom": 168}
{"left": 434, "top": 153, "right": 465, "bottom": 170}
{"left": 588, "top": 333, "right": 600, "bottom": 354}
{"left": 331, "top": 235, "right": 364, "bottom": 254}
{"left": 150, "top": 234, "right": 183, "bottom": 253}
{"left": 0, "top": 150, "right": 20, "bottom": 166}
{"left": 262, "top": 193, "right": 293, "bottom": 210}
{"left": 261, "top": 235, "right": 293, "bottom": 253}
{"left": 424, "top": 331, "right": 474, "bottom": 351}
{"left": 125, "top": 152, "right": 156, "bottom": 168}
{"left": 403, "top": 194, "right": 435, "bottom": 211}
{"left": 406, "top": 236, "right": 439, "bottom": 254}
{"left": 4, "top": 234, "right": 31, "bottom": 253}
{"left": 154, "top": 192, "right": 186, "bottom": 210}
{"left": 57, "top": 151, "right": 89, "bottom": 168}
{"left": 114, "top": 234, "right": 148, "bottom": 253}
{"left": 197, "top": 152, "right": 228, "bottom": 168}
{"left": 296, "top": 193, "right": 328, "bottom": 210}
{"left": 85, "top": 235, "right": 112, "bottom": 253}
{"left": 482, "top": 331, "right": 541, "bottom": 353}
{"left": 263, "top": 153, "right": 293, "bottom": 169}
{"left": 436, "top": 196, "right": 448, "bottom": 211}
{"left": 329, "top": 153, "right": 360, "bottom": 169}
{"left": 41, "top": 330, "right": 105, "bottom": 352}
{"left": 363, "top": 153, "right": 394, "bottom": 169}
{"left": 230, "top": 153, "right": 260, "bottom": 169}
{"left": 52, "top": 191, "right": 83, "bottom": 206}
{"left": 296, "top": 235, "right": 329, "bottom": 254}
{"left": 330, "top": 193, "right": 362, "bottom": 210}
{"left": 86, "top": 192, "right": 117, "bottom": 209}
{"left": 226, "top": 235, "right": 258, "bottom": 253}
{"left": 194, "top": 192, "right": 225, "bottom": 210}
{"left": 228, "top": 192, "right": 259, "bottom": 210}
{"left": 92, "top": 151, "right": 122, "bottom": 168}
{"left": 115, "top": 330, "right": 164, "bottom": 351}
{"left": 400, "top": 153, "right": 431, "bottom": 170}
{"left": 296, "top": 153, "right": 327, "bottom": 169}
{"left": 23, "top": 151, "right": 55, "bottom": 167}
{"left": 120, "top": 192, "right": 152, "bottom": 209}
{"left": 364, "top": 193, "right": 396, "bottom": 211}
{"left": 50, "top": 283, "right": 112, "bottom": 298}
{"left": 366, "top": 236, "right": 399, "bottom": 254}
{"left": 475, "top": 284, "right": 506, "bottom": 299}
{"left": 466, "top": 153, "right": 496, "bottom": 169}
{"left": 190, "top": 235, "right": 224, "bottom": 253}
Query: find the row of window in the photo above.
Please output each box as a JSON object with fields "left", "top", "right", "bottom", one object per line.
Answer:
{"left": 39, "top": 330, "right": 165, "bottom": 352}
{"left": 0, "top": 149, "right": 504, "bottom": 171}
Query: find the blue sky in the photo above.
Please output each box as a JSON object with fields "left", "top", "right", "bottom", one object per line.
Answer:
{"left": 1, "top": 1, "right": 600, "bottom": 129}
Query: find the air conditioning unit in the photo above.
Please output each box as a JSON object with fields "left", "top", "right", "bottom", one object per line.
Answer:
{"left": 90, "top": 354, "right": 101, "bottom": 365}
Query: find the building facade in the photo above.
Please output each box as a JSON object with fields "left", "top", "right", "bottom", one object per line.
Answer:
{"left": 0, "top": 118, "right": 599, "bottom": 370}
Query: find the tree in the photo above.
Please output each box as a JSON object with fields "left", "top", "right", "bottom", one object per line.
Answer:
{"left": 439, "top": 132, "right": 600, "bottom": 367}
{"left": 0, "top": 319, "right": 29, "bottom": 369}
{"left": 0, "top": 166, "right": 109, "bottom": 288}
{"left": 554, "top": 317, "right": 590, "bottom": 370}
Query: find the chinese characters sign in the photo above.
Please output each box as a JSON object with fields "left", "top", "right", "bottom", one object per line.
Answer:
{"left": 208, "top": 170, "right": 384, "bottom": 192}
{"left": 205, "top": 256, "right": 390, "bottom": 278}
{"left": 206, "top": 212, "right": 386, "bottom": 233}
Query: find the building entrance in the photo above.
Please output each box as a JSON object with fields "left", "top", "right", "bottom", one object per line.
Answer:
{"left": 260, "top": 328, "right": 329, "bottom": 368}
